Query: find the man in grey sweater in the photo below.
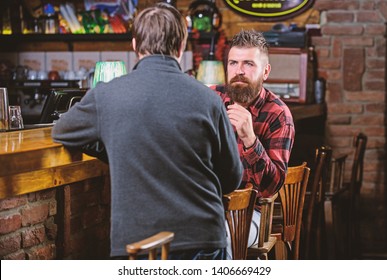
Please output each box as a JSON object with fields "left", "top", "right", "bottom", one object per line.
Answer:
{"left": 52, "top": 3, "right": 242, "bottom": 259}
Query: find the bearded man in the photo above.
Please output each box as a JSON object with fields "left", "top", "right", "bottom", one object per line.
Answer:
{"left": 210, "top": 30, "right": 295, "bottom": 258}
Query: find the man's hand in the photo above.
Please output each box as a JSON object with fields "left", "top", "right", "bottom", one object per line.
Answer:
{"left": 226, "top": 103, "right": 256, "bottom": 148}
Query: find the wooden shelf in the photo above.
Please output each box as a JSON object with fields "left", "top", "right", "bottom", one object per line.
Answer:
{"left": 0, "top": 33, "right": 132, "bottom": 43}
{"left": 0, "top": 33, "right": 133, "bottom": 51}
{"left": 0, "top": 31, "right": 217, "bottom": 42}
{"left": 0, "top": 31, "right": 217, "bottom": 52}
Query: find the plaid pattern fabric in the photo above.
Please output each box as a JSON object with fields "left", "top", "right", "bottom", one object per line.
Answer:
{"left": 212, "top": 85, "right": 295, "bottom": 200}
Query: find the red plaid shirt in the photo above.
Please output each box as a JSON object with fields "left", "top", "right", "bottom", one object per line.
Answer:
{"left": 211, "top": 85, "right": 295, "bottom": 199}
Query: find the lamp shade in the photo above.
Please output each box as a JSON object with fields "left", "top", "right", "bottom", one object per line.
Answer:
{"left": 92, "top": 60, "right": 127, "bottom": 88}
{"left": 196, "top": 60, "right": 225, "bottom": 87}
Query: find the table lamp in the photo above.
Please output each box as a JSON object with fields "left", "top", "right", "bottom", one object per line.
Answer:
{"left": 196, "top": 31, "right": 225, "bottom": 87}
{"left": 92, "top": 60, "right": 127, "bottom": 88}
{"left": 196, "top": 60, "right": 225, "bottom": 87}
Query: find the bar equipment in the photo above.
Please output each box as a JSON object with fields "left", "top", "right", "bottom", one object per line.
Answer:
{"left": 7, "top": 80, "right": 80, "bottom": 124}
{"left": 40, "top": 88, "right": 87, "bottom": 123}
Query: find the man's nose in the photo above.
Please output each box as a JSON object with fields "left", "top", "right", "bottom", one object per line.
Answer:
{"left": 236, "top": 64, "right": 245, "bottom": 75}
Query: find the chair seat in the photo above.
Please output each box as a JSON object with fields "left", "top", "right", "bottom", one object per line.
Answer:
{"left": 247, "top": 236, "right": 277, "bottom": 260}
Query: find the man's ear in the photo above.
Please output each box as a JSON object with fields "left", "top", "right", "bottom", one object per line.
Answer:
{"left": 132, "top": 38, "right": 136, "bottom": 51}
{"left": 263, "top": 63, "right": 271, "bottom": 81}
{"left": 176, "top": 41, "right": 186, "bottom": 62}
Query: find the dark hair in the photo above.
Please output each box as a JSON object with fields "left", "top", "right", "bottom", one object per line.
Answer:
{"left": 132, "top": 3, "right": 187, "bottom": 57}
{"left": 229, "top": 30, "right": 269, "bottom": 56}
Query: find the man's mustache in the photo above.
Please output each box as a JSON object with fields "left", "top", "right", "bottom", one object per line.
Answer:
{"left": 229, "top": 75, "right": 250, "bottom": 84}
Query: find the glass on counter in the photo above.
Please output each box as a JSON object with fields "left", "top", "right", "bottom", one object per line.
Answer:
{"left": 8, "top": 105, "right": 24, "bottom": 130}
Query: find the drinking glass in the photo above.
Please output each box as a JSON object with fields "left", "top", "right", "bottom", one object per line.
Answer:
{"left": 8, "top": 105, "right": 24, "bottom": 130}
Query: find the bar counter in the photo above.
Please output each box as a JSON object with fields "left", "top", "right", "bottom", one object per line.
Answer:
{"left": 0, "top": 127, "right": 109, "bottom": 199}
{"left": 0, "top": 127, "right": 111, "bottom": 259}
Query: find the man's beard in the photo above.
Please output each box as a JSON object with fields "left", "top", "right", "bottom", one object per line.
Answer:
{"left": 226, "top": 75, "right": 262, "bottom": 105}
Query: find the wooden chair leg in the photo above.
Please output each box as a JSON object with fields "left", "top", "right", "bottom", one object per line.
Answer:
{"left": 324, "top": 198, "right": 335, "bottom": 259}
{"left": 315, "top": 221, "right": 322, "bottom": 259}
{"left": 161, "top": 243, "right": 170, "bottom": 260}
{"left": 274, "top": 240, "right": 287, "bottom": 260}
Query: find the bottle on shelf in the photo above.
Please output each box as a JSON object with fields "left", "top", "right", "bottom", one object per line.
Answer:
{"left": 1, "top": 6, "right": 12, "bottom": 35}
{"left": 42, "top": 3, "right": 58, "bottom": 34}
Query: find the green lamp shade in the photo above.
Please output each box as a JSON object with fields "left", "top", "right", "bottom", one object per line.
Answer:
{"left": 92, "top": 60, "right": 127, "bottom": 88}
{"left": 196, "top": 60, "right": 225, "bottom": 86}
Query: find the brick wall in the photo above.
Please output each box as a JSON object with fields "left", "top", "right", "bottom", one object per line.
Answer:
{"left": 0, "top": 189, "right": 57, "bottom": 259}
{"left": 0, "top": 176, "right": 110, "bottom": 260}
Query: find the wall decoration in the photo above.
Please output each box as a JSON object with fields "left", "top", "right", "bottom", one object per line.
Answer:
{"left": 223, "top": 0, "right": 315, "bottom": 21}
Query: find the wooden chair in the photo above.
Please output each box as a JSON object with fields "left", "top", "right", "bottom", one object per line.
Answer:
{"left": 273, "top": 162, "right": 311, "bottom": 260}
{"left": 126, "top": 231, "right": 174, "bottom": 260}
{"left": 223, "top": 186, "right": 257, "bottom": 260}
{"left": 302, "top": 146, "right": 332, "bottom": 259}
{"left": 247, "top": 192, "right": 278, "bottom": 260}
{"left": 346, "top": 132, "right": 367, "bottom": 258}
{"left": 324, "top": 132, "right": 367, "bottom": 259}
{"left": 323, "top": 152, "right": 348, "bottom": 259}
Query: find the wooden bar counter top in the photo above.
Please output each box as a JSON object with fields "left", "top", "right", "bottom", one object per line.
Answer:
{"left": 0, "top": 127, "right": 108, "bottom": 199}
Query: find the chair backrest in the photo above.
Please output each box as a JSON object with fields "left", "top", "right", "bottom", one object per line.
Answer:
{"left": 246, "top": 190, "right": 278, "bottom": 260}
{"left": 328, "top": 152, "right": 347, "bottom": 193}
{"left": 223, "top": 186, "right": 257, "bottom": 260}
{"left": 348, "top": 133, "right": 367, "bottom": 258}
{"left": 257, "top": 192, "right": 279, "bottom": 247}
{"left": 303, "top": 146, "right": 332, "bottom": 259}
{"left": 278, "top": 162, "right": 310, "bottom": 260}
{"left": 350, "top": 133, "right": 367, "bottom": 195}
{"left": 126, "top": 231, "right": 174, "bottom": 260}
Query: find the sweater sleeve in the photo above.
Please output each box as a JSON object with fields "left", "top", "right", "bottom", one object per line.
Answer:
{"left": 51, "top": 89, "right": 100, "bottom": 148}
{"left": 213, "top": 103, "right": 243, "bottom": 194}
